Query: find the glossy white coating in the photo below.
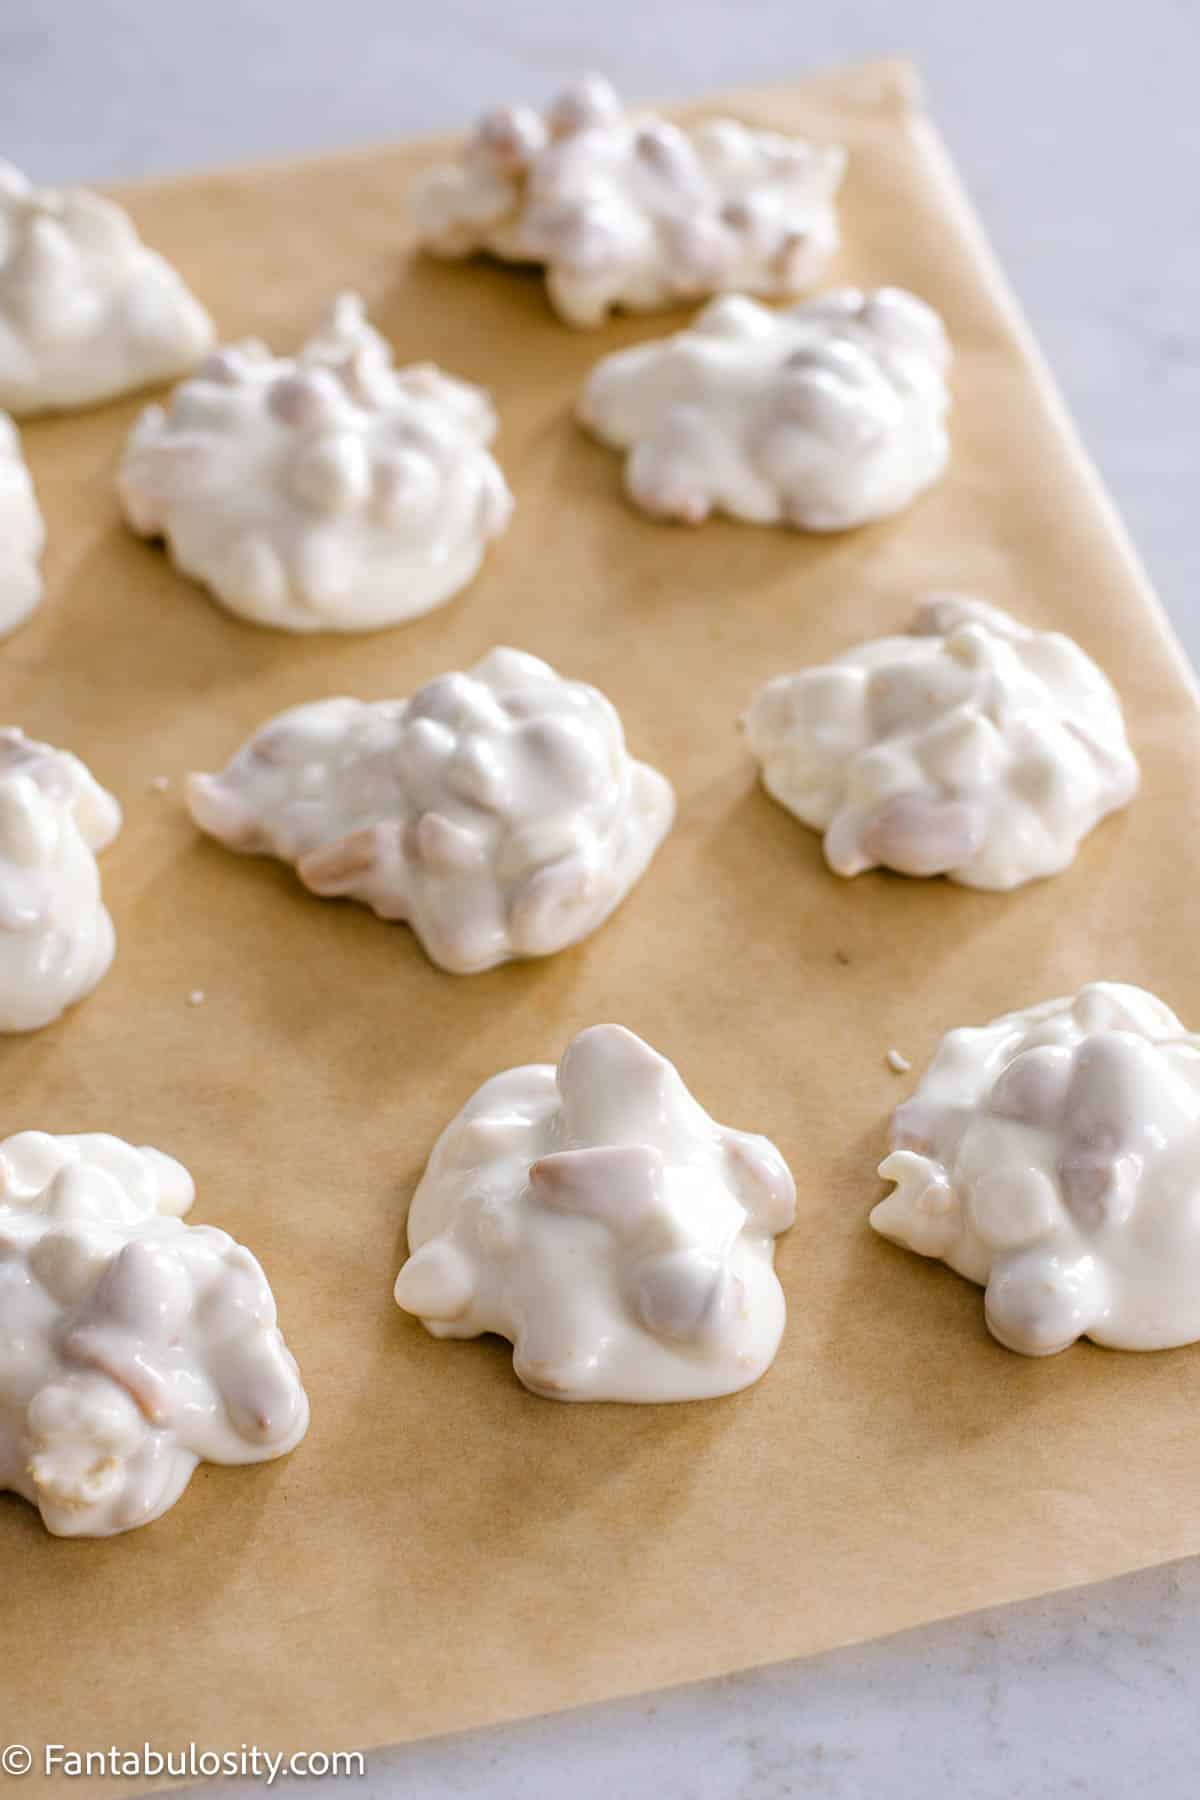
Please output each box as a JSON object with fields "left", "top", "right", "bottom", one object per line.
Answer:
{"left": 411, "top": 73, "right": 845, "bottom": 328}
{"left": 0, "top": 730, "right": 121, "bottom": 1032}
{"left": 873, "top": 983, "right": 1200, "bottom": 1356}
{"left": 744, "top": 596, "right": 1138, "bottom": 889}
{"left": 577, "top": 286, "right": 949, "bottom": 529}
{"left": 395, "top": 1023, "right": 796, "bottom": 1401}
{"left": 0, "top": 1130, "right": 309, "bottom": 1535}
{"left": 0, "top": 412, "right": 43, "bottom": 636}
{"left": 118, "top": 292, "right": 513, "bottom": 633}
{"left": 187, "top": 647, "right": 674, "bottom": 974}
{"left": 0, "top": 161, "right": 213, "bottom": 416}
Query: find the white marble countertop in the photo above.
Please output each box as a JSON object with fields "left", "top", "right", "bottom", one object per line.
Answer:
{"left": 6, "top": 2, "right": 1200, "bottom": 1794}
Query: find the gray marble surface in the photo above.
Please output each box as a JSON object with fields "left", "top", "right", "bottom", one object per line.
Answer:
{"left": 6, "top": 2, "right": 1200, "bottom": 1794}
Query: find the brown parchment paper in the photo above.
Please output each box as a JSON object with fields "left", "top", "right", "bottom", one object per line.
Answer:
{"left": 6, "top": 57, "right": 1200, "bottom": 1792}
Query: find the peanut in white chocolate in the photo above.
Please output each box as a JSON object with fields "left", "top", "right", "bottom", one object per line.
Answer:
{"left": 0, "top": 1131, "right": 308, "bottom": 1536}
{"left": 0, "top": 729, "right": 121, "bottom": 1031}
{"left": 579, "top": 287, "right": 951, "bottom": 532}
{"left": 118, "top": 292, "right": 512, "bottom": 633}
{"left": 745, "top": 596, "right": 1138, "bottom": 890}
{"left": 0, "top": 161, "right": 213, "bottom": 416}
{"left": 0, "top": 413, "right": 43, "bottom": 635}
{"left": 873, "top": 984, "right": 1200, "bottom": 1356}
{"left": 395, "top": 1024, "right": 796, "bottom": 1402}
{"left": 187, "top": 648, "right": 674, "bottom": 975}
{"left": 411, "top": 76, "right": 844, "bottom": 327}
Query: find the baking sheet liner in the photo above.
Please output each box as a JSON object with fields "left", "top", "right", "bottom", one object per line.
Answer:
{"left": 6, "top": 57, "right": 1200, "bottom": 1791}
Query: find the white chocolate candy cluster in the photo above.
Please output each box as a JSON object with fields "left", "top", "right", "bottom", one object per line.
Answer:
{"left": 187, "top": 648, "right": 674, "bottom": 974}
{"left": 0, "top": 162, "right": 213, "bottom": 416}
{"left": 0, "top": 1131, "right": 309, "bottom": 1536}
{"left": 577, "top": 287, "right": 950, "bottom": 529}
{"left": 395, "top": 1023, "right": 796, "bottom": 1401}
{"left": 873, "top": 983, "right": 1200, "bottom": 1357}
{"left": 411, "top": 74, "right": 845, "bottom": 328}
{"left": 0, "top": 730, "right": 121, "bottom": 1032}
{"left": 745, "top": 596, "right": 1138, "bottom": 889}
{"left": 0, "top": 412, "right": 44, "bottom": 636}
{"left": 118, "top": 293, "right": 513, "bottom": 633}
